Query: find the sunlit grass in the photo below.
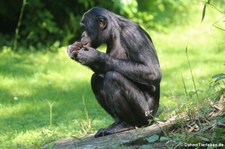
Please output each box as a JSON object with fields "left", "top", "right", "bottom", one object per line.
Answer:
{"left": 0, "top": 47, "right": 112, "bottom": 148}
{"left": 151, "top": 6, "right": 225, "bottom": 114}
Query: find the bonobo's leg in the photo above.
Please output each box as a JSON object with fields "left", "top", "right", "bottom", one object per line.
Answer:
{"left": 91, "top": 73, "right": 135, "bottom": 137}
{"left": 91, "top": 71, "right": 159, "bottom": 137}
{"left": 91, "top": 73, "right": 115, "bottom": 117}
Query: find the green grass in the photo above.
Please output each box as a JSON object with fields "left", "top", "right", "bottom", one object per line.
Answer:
{"left": 154, "top": 22, "right": 225, "bottom": 100}
{"left": 0, "top": 7, "right": 225, "bottom": 148}
{"left": 153, "top": 21, "right": 225, "bottom": 116}
{"left": 0, "top": 48, "right": 112, "bottom": 148}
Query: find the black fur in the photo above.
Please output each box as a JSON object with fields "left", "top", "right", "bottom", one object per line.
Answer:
{"left": 68, "top": 7, "right": 161, "bottom": 137}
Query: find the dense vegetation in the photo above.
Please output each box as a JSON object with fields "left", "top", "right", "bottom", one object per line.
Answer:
{"left": 0, "top": 0, "right": 224, "bottom": 148}
{"left": 0, "top": 0, "right": 199, "bottom": 50}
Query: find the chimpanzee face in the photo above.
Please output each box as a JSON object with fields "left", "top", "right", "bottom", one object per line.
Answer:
{"left": 67, "top": 7, "right": 109, "bottom": 60}
{"left": 80, "top": 8, "right": 108, "bottom": 49}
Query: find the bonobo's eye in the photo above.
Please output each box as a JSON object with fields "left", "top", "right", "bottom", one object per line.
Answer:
{"left": 97, "top": 16, "right": 107, "bottom": 30}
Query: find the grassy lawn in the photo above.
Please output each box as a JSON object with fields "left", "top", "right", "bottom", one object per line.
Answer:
{"left": 0, "top": 11, "right": 224, "bottom": 149}
{"left": 0, "top": 48, "right": 113, "bottom": 148}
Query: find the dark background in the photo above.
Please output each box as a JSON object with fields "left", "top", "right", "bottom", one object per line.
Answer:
{"left": 0, "top": 0, "right": 197, "bottom": 49}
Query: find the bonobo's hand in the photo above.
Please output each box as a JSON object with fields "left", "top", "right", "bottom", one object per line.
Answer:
{"left": 67, "top": 41, "right": 82, "bottom": 60}
{"left": 77, "top": 46, "right": 101, "bottom": 65}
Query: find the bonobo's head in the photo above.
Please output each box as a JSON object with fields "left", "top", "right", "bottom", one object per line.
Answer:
{"left": 67, "top": 7, "right": 112, "bottom": 59}
{"left": 80, "top": 7, "right": 112, "bottom": 48}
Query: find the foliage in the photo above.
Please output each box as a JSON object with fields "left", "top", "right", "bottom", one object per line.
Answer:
{"left": 0, "top": 0, "right": 123, "bottom": 50}
{"left": 201, "top": 0, "right": 225, "bottom": 31}
{"left": 168, "top": 96, "right": 224, "bottom": 148}
{"left": 1, "top": 0, "right": 219, "bottom": 50}
{"left": 121, "top": 0, "right": 195, "bottom": 32}
{"left": 146, "top": 134, "right": 159, "bottom": 143}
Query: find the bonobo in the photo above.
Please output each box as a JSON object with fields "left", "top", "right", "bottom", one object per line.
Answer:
{"left": 67, "top": 7, "right": 161, "bottom": 138}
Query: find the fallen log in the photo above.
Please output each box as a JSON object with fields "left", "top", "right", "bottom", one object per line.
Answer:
{"left": 42, "top": 118, "right": 175, "bottom": 149}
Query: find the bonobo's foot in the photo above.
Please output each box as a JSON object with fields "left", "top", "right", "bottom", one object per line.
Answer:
{"left": 94, "top": 121, "right": 135, "bottom": 138}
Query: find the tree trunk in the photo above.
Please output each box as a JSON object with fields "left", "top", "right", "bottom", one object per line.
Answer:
{"left": 42, "top": 119, "right": 175, "bottom": 149}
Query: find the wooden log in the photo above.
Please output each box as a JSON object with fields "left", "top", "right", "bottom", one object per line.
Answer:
{"left": 42, "top": 119, "right": 175, "bottom": 149}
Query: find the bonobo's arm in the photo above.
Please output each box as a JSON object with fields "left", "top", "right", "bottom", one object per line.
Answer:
{"left": 99, "top": 52, "right": 161, "bottom": 86}
{"left": 77, "top": 46, "right": 161, "bottom": 86}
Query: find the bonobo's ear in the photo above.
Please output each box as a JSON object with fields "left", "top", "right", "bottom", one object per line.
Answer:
{"left": 97, "top": 16, "right": 107, "bottom": 30}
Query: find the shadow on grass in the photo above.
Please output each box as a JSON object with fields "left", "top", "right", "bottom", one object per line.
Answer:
{"left": 0, "top": 52, "right": 39, "bottom": 78}
{"left": 0, "top": 79, "right": 108, "bottom": 133}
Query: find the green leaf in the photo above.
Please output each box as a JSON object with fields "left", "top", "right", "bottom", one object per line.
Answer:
{"left": 201, "top": 0, "right": 211, "bottom": 22}
{"left": 146, "top": 134, "right": 159, "bottom": 143}
{"left": 140, "top": 145, "right": 153, "bottom": 149}
{"left": 160, "top": 136, "right": 170, "bottom": 142}
{"left": 200, "top": 106, "right": 212, "bottom": 114}
{"left": 218, "top": 118, "right": 225, "bottom": 124}
{"left": 213, "top": 25, "right": 225, "bottom": 32}
{"left": 212, "top": 73, "right": 225, "bottom": 82}
{"left": 212, "top": 73, "right": 225, "bottom": 79}
{"left": 201, "top": 4, "right": 207, "bottom": 22}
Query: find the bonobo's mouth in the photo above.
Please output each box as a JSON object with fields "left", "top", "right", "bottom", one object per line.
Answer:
{"left": 80, "top": 31, "right": 92, "bottom": 47}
